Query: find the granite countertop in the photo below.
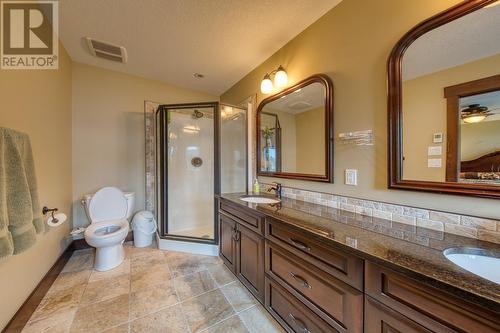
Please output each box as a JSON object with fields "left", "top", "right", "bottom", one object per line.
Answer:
{"left": 219, "top": 193, "right": 500, "bottom": 312}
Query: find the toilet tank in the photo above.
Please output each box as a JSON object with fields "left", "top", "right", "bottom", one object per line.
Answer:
{"left": 82, "top": 190, "right": 135, "bottom": 223}
{"left": 123, "top": 192, "right": 135, "bottom": 219}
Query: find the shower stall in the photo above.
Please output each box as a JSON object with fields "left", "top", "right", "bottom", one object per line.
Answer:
{"left": 148, "top": 102, "right": 247, "bottom": 254}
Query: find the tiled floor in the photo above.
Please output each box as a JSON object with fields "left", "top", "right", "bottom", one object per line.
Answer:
{"left": 22, "top": 242, "right": 285, "bottom": 333}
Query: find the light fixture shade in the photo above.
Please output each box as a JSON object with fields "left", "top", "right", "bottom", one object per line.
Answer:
{"left": 463, "top": 115, "right": 486, "bottom": 123}
{"left": 260, "top": 75, "right": 273, "bottom": 94}
{"left": 274, "top": 66, "right": 288, "bottom": 88}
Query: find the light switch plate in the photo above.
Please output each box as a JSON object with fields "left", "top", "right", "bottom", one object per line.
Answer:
{"left": 428, "top": 158, "right": 442, "bottom": 168}
{"left": 428, "top": 146, "right": 442, "bottom": 156}
{"left": 345, "top": 169, "right": 358, "bottom": 185}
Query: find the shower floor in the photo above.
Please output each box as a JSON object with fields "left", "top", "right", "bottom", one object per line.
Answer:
{"left": 170, "top": 225, "right": 214, "bottom": 240}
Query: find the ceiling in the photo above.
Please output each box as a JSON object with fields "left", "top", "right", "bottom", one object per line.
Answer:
{"left": 58, "top": 0, "right": 343, "bottom": 95}
{"left": 264, "top": 82, "right": 325, "bottom": 114}
{"left": 403, "top": 4, "right": 500, "bottom": 81}
{"left": 461, "top": 90, "right": 500, "bottom": 122}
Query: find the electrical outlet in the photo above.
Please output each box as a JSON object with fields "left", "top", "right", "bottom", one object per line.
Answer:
{"left": 345, "top": 169, "right": 358, "bottom": 186}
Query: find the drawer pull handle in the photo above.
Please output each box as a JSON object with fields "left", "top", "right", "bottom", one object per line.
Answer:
{"left": 289, "top": 272, "right": 312, "bottom": 289}
{"left": 288, "top": 313, "right": 310, "bottom": 333}
{"left": 289, "top": 238, "right": 310, "bottom": 251}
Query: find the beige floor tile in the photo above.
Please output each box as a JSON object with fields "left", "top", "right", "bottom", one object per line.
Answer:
{"left": 22, "top": 308, "right": 76, "bottom": 333}
{"left": 197, "top": 254, "right": 223, "bottom": 268}
{"left": 80, "top": 274, "right": 130, "bottom": 306}
{"left": 30, "top": 285, "right": 84, "bottom": 322}
{"left": 181, "top": 289, "right": 234, "bottom": 333}
{"left": 131, "top": 251, "right": 167, "bottom": 273}
{"left": 207, "top": 263, "right": 236, "bottom": 286}
{"left": 125, "top": 243, "right": 159, "bottom": 259}
{"left": 166, "top": 252, "right": 206, "bottom": 278}
{"left": 72, "top": 248, "right": 95, "bottom": 256}
{"left": 203, "top": 315, "right": 249, "bottom": 333}
{"left": 130, "top": 280, "right": 178, "bottom": 320}
{"left": 88, "top": 259, "right": 130, "bottom": 283}
{"left": 238, "top": 305, "right": 285, "bottom": 333}
{"left": 70, "top": 294, "right": 129, "bottom": 333}
{"left": 47, "top": 270, "right": 92, "bottom": 294}
{"left": 101, "top": 323, "right": 130, "bottom": 333}
{"left": 62, "top": 253, "right": 95, "bottom": 273}
{"left": 130, "top": 304, "right": 188, "bottom": 333}
{"left": 174, "top": 270, "right": 217, "bottom": 301}
{"left": 220, "top": 281, "right": 257, "bottom": 312}
{"left": 131, "top": 263, "right": 171, "bottom": 291}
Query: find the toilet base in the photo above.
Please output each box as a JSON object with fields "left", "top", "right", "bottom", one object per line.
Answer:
{"left": 94, "top": 243, "right": 125, "bottom": 271}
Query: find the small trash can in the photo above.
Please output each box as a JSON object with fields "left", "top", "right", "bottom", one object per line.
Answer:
{"left": 131, "top": 211, "right": 157, "bottom": 247}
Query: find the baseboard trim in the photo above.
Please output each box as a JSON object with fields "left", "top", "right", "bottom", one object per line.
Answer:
{"left": 1, "top": 231, "right": 134, "bottom": 333}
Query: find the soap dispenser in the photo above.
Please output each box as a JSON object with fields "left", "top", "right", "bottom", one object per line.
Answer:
{"left": 253, "top": 179, "right": 260, "bottom": 195}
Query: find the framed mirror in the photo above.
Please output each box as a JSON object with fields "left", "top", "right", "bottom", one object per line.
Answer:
{"left": 257, "top": 74, "right": 333, "bottom": 182}
{"left": 388, "top": 0, "right": 500, "bottom": 199}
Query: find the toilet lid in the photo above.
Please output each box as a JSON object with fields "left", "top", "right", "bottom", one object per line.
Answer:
{"left": 88, "top": 187, "right": 127, "bottom": 222}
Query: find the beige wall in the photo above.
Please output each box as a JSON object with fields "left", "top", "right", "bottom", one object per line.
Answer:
{"left": 72, "top": 63, "right": 216, "bottom": 228}
{"left": 0, "top": 43, "right": 73, "bottom": 329}
{"left": 221, "top": 0, "right": 500, "bottom": 219}
{"left": 402, "top": 54, "right": 500, "bottom": 181}
{"left": 296, "top": 107, "right": 325, "bottom": 174}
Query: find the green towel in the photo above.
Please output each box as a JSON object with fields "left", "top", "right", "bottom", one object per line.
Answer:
{"left": 0, "top": 127, "right": 44, "bottom": 258}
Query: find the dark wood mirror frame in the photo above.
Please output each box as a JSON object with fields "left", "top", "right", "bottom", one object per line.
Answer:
{"left": 387, "top": 0, "right": 500, "bottom": 199}
{"left": 257, "top": 74, "right": 334, "bottom": 182}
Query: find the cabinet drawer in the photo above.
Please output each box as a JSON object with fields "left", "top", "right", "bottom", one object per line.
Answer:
{"left": 220, "top": 200, "right": 264, "bottom": 234}
{"left": 365, "top": 296, "right": 433, "bottom": 333}
{"left": 365, "top": 262, "right": 500, "bottom": 333}
{"left": 266, "top": 242, "right": 363, "bottom": 333}
{"left": 266, "top": 277, "right": 338, "bottom": 333}
{"left": 266, "top": 219, "right": 363, "bottom": 290}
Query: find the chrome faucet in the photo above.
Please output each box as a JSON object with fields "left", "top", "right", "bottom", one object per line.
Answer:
{"left": 267, "top": 182, "right": 282, "bottom": 199}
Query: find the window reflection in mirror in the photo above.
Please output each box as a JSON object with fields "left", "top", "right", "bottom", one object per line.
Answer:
{"left": 401, "top": 4, "right": 500, "bottom": 185}
{"left": 259, "top": 82, "right": 326, "bottom": 175}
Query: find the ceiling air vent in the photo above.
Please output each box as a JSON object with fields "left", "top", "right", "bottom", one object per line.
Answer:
{"left": 288, "top": 101, "right": 312, "bottom": 110}
{"left": 85, "top": 37, "right": 127, "bottom": 63}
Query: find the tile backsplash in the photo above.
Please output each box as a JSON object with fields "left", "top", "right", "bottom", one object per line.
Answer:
{"left": 262, "top": 183, "right": 500, "bottom": 244}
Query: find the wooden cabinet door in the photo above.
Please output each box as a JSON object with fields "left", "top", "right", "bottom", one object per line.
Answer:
{"left": 219, "top": 213, "right": 236, "bottom": 273}
{"left": 236, "top": 223, "right": 265, "bottom": 302}
{"left": 365, "top": 296, "right": 434, "bottom": 333}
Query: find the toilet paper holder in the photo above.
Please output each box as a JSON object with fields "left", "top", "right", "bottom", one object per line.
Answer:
{"left": 42, "top": 206, "right": 59, "bottom": 222}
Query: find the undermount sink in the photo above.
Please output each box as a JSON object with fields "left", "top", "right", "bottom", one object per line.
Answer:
{"left": 443, "top": 247, "right": 500, "bottom": 284}
{"left": 239, "top": 196, "right": 281, "bottom": 204}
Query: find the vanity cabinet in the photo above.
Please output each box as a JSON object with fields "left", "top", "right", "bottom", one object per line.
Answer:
{"left": 265, "top": 241, "right": 363, "bottom": 333}
{"left": 219, "top": 201, "right": 265, "bottom": 302}
{"left": 218, "top": 198, "right": 500, "bottom": 333}
{"left": 219, "top": 213, "right": 237, "bottom": 272}
{"left": 236, "top": 223, "right": 265, "bottom": 301}
{"left": 365, "top": 262, "right": 500, "bottom": 333}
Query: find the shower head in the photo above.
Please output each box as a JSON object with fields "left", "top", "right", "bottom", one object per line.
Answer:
{"left": 192, "top": 110, "right": 204, "bottom": 119}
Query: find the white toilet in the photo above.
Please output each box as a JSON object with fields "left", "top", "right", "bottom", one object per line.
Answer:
{"left": 82, "top": 187, "right": 135, "bottom": 271}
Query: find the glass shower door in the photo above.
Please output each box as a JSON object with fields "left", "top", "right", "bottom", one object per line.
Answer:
{"left": 158, "top": 103, "right": 218, "bottom": 242}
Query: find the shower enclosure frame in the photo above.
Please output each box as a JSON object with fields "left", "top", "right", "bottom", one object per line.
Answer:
{"left": 156, "top": 102, "right": 221, "bottom": 245}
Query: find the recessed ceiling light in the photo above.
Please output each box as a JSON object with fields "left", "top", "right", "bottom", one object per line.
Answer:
{"left": 193, "top": 73, "right": 204, "bottom": 79}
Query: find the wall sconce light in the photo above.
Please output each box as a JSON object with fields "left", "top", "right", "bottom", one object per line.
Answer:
{"left": 260, "top": 65, "right": 288, "bottom": 94}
